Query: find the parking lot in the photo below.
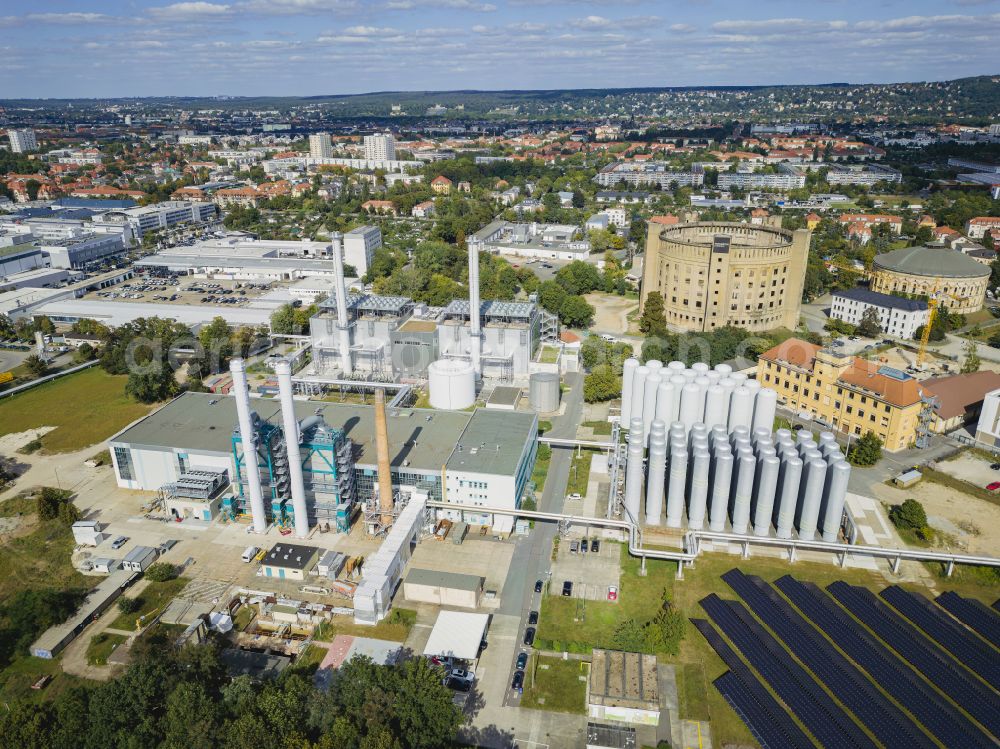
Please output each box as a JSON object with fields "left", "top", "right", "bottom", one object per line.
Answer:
{"left": 549, "top": 535, "right": 621, "bottom": 602}
{"left": 83, "top": 275, "right": 273, "bottom": 308}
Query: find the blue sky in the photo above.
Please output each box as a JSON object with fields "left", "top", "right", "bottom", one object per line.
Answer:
{"left": 2, "top": 0, "right": 998, "bottom": 98}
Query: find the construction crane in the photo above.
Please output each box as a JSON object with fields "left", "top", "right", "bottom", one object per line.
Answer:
{"left": 916, "top": 287, "right": 966, "bottom": 368}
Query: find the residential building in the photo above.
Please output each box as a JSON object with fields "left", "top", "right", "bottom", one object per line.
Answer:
{"left": 829, "top": 287, "right": 929, "bottom": 339}
{"left": 309, "top": 132, "right": 333, "bottom": 159}
{"left": 363, "top": 133, "right": 396, "bottom": 161}
{"left": 966, "top": 217, "right": 1000, "bottom": 240}
{"left": 717, "top": 170, "right": 805, "bottom": 191}
{"left": 411, "top": 200, "right": 435, "bottom": 218}
{"left": 758, "top": 339, "right": 925, "bottom": 451}
{"left": 431, "top": 175, "right": 453, "bottom": 195}
{"left": 97, "top": 201, "right": 217, "bottom": 238}
{"left": 7, "top": 129, "right": 37, "bottom": 153}
{"left": 837, "top": 213, "right": 903, "bottom": 234}
{"left": 595, "top": 161, "right": 703, "bottom": 189}
{"left": 586, "top": 214, "right": 610, "bottom": 232}
{"left": 869, "top": 245, "right": 989, "bottom": 314}
{"left": 343, "top": 225, "right": 381, "bottom": 277}
{"left": 361, "top": 200, "right": 397, "bottom": 215}
{"left": 641, "top": 221, "right": 810, "bottom": 333}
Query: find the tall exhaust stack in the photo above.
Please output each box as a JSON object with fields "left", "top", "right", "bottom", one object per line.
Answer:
{"left": 467, "top": 237, "right": 482, "bottom": 378}
{"left": 275, "top": 359, "right": 310, "bottom": 538}
{"left": 230, "top": 358, "right": 267, "bottom": 534}
{"left": 374, "top": 388, "right": 395, "bottom": 530}
{"left": 330, "top": 232, "right": 353, "bottom": 375}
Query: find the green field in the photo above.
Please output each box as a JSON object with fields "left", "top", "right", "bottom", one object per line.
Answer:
{"left": 520, "top": 655, "right": 588, "bottom": 714}
{"left": 85, "top": 633, "right": 127, "bottom": 666}
{"left": 0, "top": 368, "right": 152, "bottom": 452}
{"left": 109, "top": 577, "right": 189, "bottom": 631}
{"left": 536, "top": 544, "right": 675, "bottom": 652}
{"left": 565, "top": 450, "right": 594, "bottom": 497}
{"left": 313, "top": 608, "right": 416, "bottom": 643}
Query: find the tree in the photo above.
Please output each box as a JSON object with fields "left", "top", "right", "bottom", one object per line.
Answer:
{"left": 145, "top": 562, "right": 177, "bottom": 582}
{"left": 537, "top": 280, "right": 567, "bottom": 314}
{"left": 73, "top": 342, "right": 97, "bottom": 363}
{"left": 856, "top": 307, "right": 883, "bottom": 338}
{"left": 584, "top": 364, "right": 620, "bottom": 402}
{"left": 0, "top": 313, "right": 14, "bottom": 340}
{"left": 197, "top": 316, "right": 233, "bottom": 375}
{"left": 559, "top": 295, "right": 595, "bottom": 328}
{"left": 962, "top": 339, "right": 981, "bottom": 374}
{"left": 889, "top": 498, "right": 928, "bottom": 531}
{"left": 639, "top": 291, "right": 668, "bottom": 336}
{"left": 846, "top": 430, "right": 883, "bottom": 466}
{"left": 611, "top": 619, "right": 647, "bottom": 652}
{"left": 117, "top": 596, "right": 141, "bottom": 615}
{"left": 125, "top": 362, "right": 177, "bottom": 404}
{"left": 555, "top": 260, "right": 602, "bottom": 295}
{"left": 25, "top": 179, "right": 41, "bottom": 201}
{"left": 24, "top": 354, "right": 48, "bottom": 378}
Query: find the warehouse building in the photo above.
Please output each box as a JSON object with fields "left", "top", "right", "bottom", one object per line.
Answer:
{"left": 108, "top": 392, "right": 538, "bottom": 531}
{"left": 40, "top": 232, "right": 126, "bottom": 270}
{"left": 402, "top": 568, "right": 484, "bottom": 609}
{"left": 261, "top": 543, "right": 319, "bottom": 581}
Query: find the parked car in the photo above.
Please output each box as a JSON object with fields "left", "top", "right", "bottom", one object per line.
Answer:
{"left": 987, "top": 482, "right": 1000, "bottom": 492}
{"left": 534, "top": 579, "right": 543, "bottom": 593}
{"left": 516, "top": 652, "right": 528, "bottom": 670}
{"left": 991, "top": 463, "right": 1000, "bottom": 471}
{"left": 444, "top": 677, "right": 471, "bottom": 692}
{"left": 591, "top": 539, "right": 600, "bottom": 553}
{"left": 523, "top": 627, "right": 536, "bottom": 646}
{"left": 570, "top": 540, "right": 579, "bottom": 554}
{"left": 528, "top": 610, "right": 538, "bottom": 625}
{"left": 450, "top": 667, "right": 475, "bottom": 683}
{"left": 566, "top": 493, "right": 582, "bottom": 501}
{"left": 580, "top": 538, "right": 588, "bottom": 553}
{"left": 562, "top": 581, "right": 573, "bottom": 597}
{"left": 110, "top": 536, "right": 128, "bottom": 550}
{"left": 511, "top": 670, "right": 524, "bottom": 692}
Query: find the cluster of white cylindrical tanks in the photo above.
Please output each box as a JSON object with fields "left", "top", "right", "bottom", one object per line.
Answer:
{"left": 620, "top": 363, "right": 851, "bottom": 542}
{"left": 621, "top": 358, "right": 777, "bottom": 445}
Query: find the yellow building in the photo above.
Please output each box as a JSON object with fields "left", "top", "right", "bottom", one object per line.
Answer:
{"left": 758, "top": 339, "right": 925, "bottom": 452}
{"left": 640, "top": 221, "right": 810, "bottom": 333}
{"left": 869, "top": 245, "right": 989, "bottom": 315}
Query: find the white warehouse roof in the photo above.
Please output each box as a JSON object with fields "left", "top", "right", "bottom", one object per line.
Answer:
{"left": 33, "top": 299, "right": 274, "bottom": 329}
{"left": 422, "top": 610, "right": 489, "bottom": 661}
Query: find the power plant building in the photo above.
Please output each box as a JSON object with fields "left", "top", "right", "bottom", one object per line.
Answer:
{"left": 640, "top": 221, "right": 810, "bottom": 332}
{"left": 107, "top": 391, "right": 538, "bottom": 532}
{"left": 869, "top": 245, "right": 990, "bottom": 315}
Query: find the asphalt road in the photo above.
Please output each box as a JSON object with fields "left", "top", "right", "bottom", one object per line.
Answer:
{"left": 498, "top": 371, "right": 584, "bottom": 706}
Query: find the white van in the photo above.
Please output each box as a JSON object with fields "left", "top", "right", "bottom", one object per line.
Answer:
{"left": 241, "top": 546, "right": 260, "bottom": 563}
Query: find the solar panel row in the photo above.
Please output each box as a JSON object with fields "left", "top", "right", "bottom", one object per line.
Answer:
{"left": 828, "top": 581, "right": 1000, "bottom": 740}
{"left": 722, "top": 569, "right": 936, "bottom": 749}
{"left": 775, "top": 576, "right": 996, "bottom": 749}
{"left": 936, "top": 591, "right": 1000, "bottom": 650}
{"left": 691, "top": 619, "right": 813, "bottom": 749}
{"left": 701, "top": 593, "right": 877, "bottom": 749}
{"left": 880, "top": 585, "right": 1000, "bottom": 690}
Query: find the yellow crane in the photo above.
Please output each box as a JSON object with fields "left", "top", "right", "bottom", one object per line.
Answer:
{"left": 916, "top": 287, "right": 966, "bottom": 368}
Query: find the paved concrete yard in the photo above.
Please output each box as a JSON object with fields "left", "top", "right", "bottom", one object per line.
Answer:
{"left": 406, "top": 537, "right": 515, "bottom": 599}
{"left": 549, "top": 536, "right": 620, "bottom": 601}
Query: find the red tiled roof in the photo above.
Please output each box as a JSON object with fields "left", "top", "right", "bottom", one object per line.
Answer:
{"left": 922, "top": 371, "right": 1000, "bottom": 420}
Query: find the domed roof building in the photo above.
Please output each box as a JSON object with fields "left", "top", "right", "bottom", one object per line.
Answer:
{"left": 870, "top": 245, "right": 989, "bottom": 314}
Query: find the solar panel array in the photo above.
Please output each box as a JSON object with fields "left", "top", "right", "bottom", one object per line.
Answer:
{"left": 880, "top": 586, "right": 1000, "bottom": 690}
{"left": 937, "top": 590, "right": 1000, "bottom": 649}
{"left": 722, "top": 570, "right": 936, "bottom": 749}
{"left": 691, "top": 619, "right": 813, "bottom": 749}
{"left": 694, "top": 572, "right": 1000, "bottom": 749}
{"left": 701, "top": 593, "right": 877, "bottom": 748}
{"left": 776, "top": 576, "right": 996, "bottom": 749}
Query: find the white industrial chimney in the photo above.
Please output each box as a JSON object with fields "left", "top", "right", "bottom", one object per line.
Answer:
{"left": 466, "top": 237, "right": 482, "bottom": 378}
{"left": 275, "top": 359, "right": 310, "bottom": 538}
{"left": 230, "top": 358, "right": 267, "bottom": 533}
{"left": 330, "top": 232, "right": 353, "bottom": 375}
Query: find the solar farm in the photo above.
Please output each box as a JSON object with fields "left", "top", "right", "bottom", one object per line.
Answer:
{"left": 694, "top": 569, "right": 1000, "bottom": 749}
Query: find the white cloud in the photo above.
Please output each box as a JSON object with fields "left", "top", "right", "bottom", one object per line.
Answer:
{"left": 148, "top": 2, "right": 232, "bottom": 20}
{"left": 25, "top": 12, "right": 115, "bottom": 24}
{"left": 342, "top": 25, "right": 399, "bottom": 35}
{"left": 571, "top": 15, "right": 611, "bottom": 29}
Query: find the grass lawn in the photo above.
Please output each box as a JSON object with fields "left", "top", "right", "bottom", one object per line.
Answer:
{"left": 539, "top": 346, "right": 560, "bottom": 364}
{"left": 566, "top": 450, "right": 594, "bottom": 497}
{"left": 109, "top": 577, "right": 189, "bottom": 630}
{"left": 313, "top": 608, "right": 416, "bottom": 643}
{"left": 86, "top": 633, "right": 127, "bottom": 666}
{"left": 0, "top": 367, "right": 152, "bottom": 452}
{"left": 0, "top": 654, "right": 98, "bottom": 704}
{"left": 582, "top": 420, "right": 612, "bottom": 436}
{"left": 536, "top": 543, "right": 675, "bottom": 653}
{"left": 520, "top": 655, "right": 588, "bottom": 714}
{"left": 232, "top": 604, "right": 256, "bottom": 632}
{"left": 531, "top": 444, "right": 552, "bottom": 493}
{"left": 290, "top": 643, "right": 328, "bottom": 673}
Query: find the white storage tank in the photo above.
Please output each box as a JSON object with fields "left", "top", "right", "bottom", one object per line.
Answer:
{"left": 528, "top": 372, "right": 561, "bottom": 413}
{"left": 428, "top": 359, "right": 476, "bottom": 410}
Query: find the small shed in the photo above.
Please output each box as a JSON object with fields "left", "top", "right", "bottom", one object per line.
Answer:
{"left": 403, "top": 568, "right": 483, "bottom": 609}
{"left": 72, "top": 520, "right": 107, "bottom": 547}
{"left": 261, "top": 543, "right": 319, "bottom": 581}
{"left": 317, "top": 550, "right": 346, "bottom": 579}
{"left": 893, "top": 469, "right": 922, "bottom": 488}
{"left": 122, "top": 545, "right": 158, "bottom": 573}
{"left": 92, "top": 558, "right": 118, "bottom": 574}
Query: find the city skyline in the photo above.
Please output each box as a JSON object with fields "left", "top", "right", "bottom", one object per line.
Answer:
{"left": 2, "top": 1, "right": 998, "bottom": 98}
